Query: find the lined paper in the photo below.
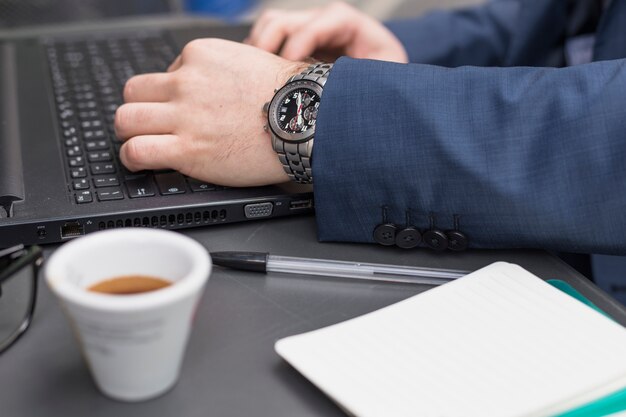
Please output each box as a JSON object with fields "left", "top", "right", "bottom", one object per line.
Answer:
{"left": 275, "top": 262, "right": 626, "bottom": 417}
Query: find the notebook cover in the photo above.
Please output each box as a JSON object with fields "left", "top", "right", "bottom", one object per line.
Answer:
{"left": 548, "top": 280, "right": 626, "bottom": 417}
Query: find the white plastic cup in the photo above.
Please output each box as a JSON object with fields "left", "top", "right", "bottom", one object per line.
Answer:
{"left": 45, "top": 229, "right": 211, "bottom": 402}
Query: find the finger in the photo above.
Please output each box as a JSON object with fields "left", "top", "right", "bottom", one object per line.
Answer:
{"left": 254, "top": 12, "right": 315, "bottom": 54}
{"left": 114, "top": 103, "right": 177, "bottom": 140}
{"left": 123, "top": 73, "right": 173, "bottom": 103}
{"left": 248, "top": 9, "right": 282, "bottom": 46}
{"left": 167, "top": 54, "right": 182, "bottom": 72}
{"left": 120, "top": 134, "right": 184, "bottom": 172}
{"left": 280, "top": 12, "right": 349, "bottom": 61}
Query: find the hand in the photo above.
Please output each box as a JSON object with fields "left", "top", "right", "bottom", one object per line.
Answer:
{"left": 246, "top": 2, "right": 408, "bottom": 63}
{"left": 115, "top": 39, "right": 307, "bottom": 187}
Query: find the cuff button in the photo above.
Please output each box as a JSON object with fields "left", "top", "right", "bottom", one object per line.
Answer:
{"left": 423, "top": 229, "right": 448, "bottom": 251}
{"left": 374, "top": 223, "right": 398, "bottom": 246}
{"left": 446, "top": 230, "right": 468, "bottom": 251}
{"left": 395, "top": 227, "right": 422, "bottom": 249}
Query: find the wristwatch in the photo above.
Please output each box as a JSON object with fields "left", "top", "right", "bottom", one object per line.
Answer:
{"left": 265, "top": 63, "right": 333, "bottom": 184}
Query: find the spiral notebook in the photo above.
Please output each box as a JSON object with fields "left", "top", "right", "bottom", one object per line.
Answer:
{"left": 275, "top": 262, "right": 626, "bottom": 417}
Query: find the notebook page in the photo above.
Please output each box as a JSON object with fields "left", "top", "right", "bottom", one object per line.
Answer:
{"left": 275, "top": 262, "right": 626, "bottom": 417}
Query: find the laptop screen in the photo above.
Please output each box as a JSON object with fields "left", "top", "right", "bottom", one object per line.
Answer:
{"left": 0, "top": 0, "right": 175, "bottom": 28}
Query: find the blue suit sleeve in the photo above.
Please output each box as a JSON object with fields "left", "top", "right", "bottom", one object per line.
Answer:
{"left": 386, "top": 0, "right": 522, "bottom": 66}
{"left": 312, "top": 57, "right": 626, "bottom": 255}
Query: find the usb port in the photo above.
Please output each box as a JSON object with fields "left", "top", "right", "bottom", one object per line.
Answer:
{"left": 289, "top": 199, "right": 313, "bottom": 210}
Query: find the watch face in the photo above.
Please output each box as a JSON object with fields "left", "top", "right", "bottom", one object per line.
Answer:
{"left": 269, "top": 80, "right": 323, "bottom": 142}
{"left": 277, "top": 88, "right": 320, "bottom": 133}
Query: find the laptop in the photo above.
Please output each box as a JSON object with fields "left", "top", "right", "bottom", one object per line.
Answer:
{"left": 0, "top": 0, "right": 313, "bottom": 248}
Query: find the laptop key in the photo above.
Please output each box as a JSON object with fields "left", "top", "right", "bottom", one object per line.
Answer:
{"left": 187, "top": 178, "right": 217, "bottom": 192}
{"left": 60, "top": 120, "right": 75, "bottom": 129}
{"left": 83, "top": 129, "right": 106, "bottom": 140}
{"left": 93, "top": 176, "right": 119, "bottom": 188}
{"left": 68, "top": 156, "right": 85, "bottom": 167}
{"left": 73, "top": 179, "right": 90, "bottom": 190}
{"left": 121, "top": 165, "right": 149, "bottom": 180}
{"left": 75, "top": 190, "right": 93, "bottom": 204}
{"left": 97, "top": 188, "right": 124, "bottom": 202}
{"left": 63, "top": 127, "right": 78, "bottom": 137}
{"left": 77, "top": 101, "right": 97, "bottom": 110}
{"left": 85, "top": 140, "right": 109, "bottom": 151}
{"left": 87, "top": 151, "right": 112, "bottom": 162}
{"left": 65, "top": 136, "right": 79, "bottom": 147}
{"left": 75, "top": 92, "right": 95, "bottom": 102}
{"left": 78, "top": 110, "right": 99, "bottom": 121}
{"left": 126, "top": 177, "right": 156, "bottom": 198}
{"left": 66, "top": 146, "right": 82, "bottom": 157}
{"left": 155, "top": 172, "right": 187, "bottom": 195}
{"left": 70, "top": 167, "right": 86, "bottom": 178}
{"left": 81, "top": 120, "right": 103, "bottom": 130}
{"left": 59, "top": 109, "right": 75, "bottom": 120}
{"left": 90, "top": 163, "right": 116, "bottom": 175}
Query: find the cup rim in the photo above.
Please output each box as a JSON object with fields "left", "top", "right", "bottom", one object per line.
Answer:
{"left": 45, "top": 229, "right": 211, "bottom": 311}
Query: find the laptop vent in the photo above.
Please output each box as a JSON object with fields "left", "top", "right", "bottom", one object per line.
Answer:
{"left": 97, "top": 209, "right": 227, "bottom": 231}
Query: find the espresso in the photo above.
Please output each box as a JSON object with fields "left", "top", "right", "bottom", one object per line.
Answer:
{"left": 88, "top": 275, "right": 172, "bottom": 295}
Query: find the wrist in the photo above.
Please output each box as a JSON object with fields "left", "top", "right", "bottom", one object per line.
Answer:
{"left": 266, "top": 62, "right": 333, "bottom": 184}
{"left": 275, "top": 61, "right": 311, "bottom": 91}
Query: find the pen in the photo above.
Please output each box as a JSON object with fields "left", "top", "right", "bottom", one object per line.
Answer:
{"left": 210, "top": 252, "right": 470, "bottom": 286}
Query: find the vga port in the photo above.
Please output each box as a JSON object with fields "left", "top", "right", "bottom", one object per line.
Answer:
{"left": 244, "top": 202, "right": 274, "bottom": 218}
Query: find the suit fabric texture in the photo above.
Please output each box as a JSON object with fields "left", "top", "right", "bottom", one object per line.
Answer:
{"left": 312, "top": 0, "right": 626, "bottom": 256}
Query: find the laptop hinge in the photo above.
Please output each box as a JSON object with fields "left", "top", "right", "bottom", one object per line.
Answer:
{"left": 0, "top": 41, "right": 24, "bottom": 218}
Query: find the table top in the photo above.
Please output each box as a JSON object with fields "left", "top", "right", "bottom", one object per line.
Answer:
{"left": 3, "top": 215, "right": 626, "bottom": 417}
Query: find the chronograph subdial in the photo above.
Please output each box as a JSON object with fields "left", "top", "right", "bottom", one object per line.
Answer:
{"left": 303, "top": 105, "right": 318, "bottom": 122}
{"left": 288, "top": 116, "right": 305, "bottom": 132}
{"left": 300, "top": 93, "right": 312, "bottom": 107}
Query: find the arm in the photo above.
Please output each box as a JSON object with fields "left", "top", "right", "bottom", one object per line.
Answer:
{"left": 386, "top": 0, "right": 522, "bottom": 66}
{"left": 313, "top": 57, "right": 626, "bottom": 255}
{"left": 114, "top": 38, "right": 625, "bottom": 255}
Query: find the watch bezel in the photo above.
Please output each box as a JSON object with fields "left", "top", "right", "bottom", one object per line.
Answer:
{"left": 268, "top": 79, "right": 323, "bottom": 143}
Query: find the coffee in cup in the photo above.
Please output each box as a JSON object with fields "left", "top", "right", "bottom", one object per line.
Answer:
{"left": 88, "top": 275, "right": 172, "bottom": 295}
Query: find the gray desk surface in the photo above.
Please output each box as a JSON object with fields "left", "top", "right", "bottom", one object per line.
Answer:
{"left": 3, "top": 215, "right": 626, "bottom": 417}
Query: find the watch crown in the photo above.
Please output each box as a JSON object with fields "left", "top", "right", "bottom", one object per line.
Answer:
{"left": 262, "top": 102, "right": 270, "bottom": 114}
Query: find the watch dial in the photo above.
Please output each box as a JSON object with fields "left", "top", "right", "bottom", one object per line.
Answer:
{"left": 276, "top": 88, "right": 320, "bottom": 134}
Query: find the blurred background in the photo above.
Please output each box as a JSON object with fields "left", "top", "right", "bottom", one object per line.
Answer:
{"left": 256, "top": 0, "right": 483, "bottom": 19}
{"left": 0, "top": 0, "right": 484, "bottom": 28}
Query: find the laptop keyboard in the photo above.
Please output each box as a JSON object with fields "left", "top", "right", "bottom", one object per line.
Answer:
{"left": 44, "top": 32, "right": 224, "bottom": 205}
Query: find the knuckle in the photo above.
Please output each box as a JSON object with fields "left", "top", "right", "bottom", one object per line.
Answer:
{"left": 123, "top": 76, "right": 138, "bottom": 100}
{"left": 114, "top": 105, "right": 129, "bottom": 133}
{"left": 115, "top": 105, "right": 152, "bottom": 136}
{"left": 266, "top": 18, "right": 286, "bottom": 34}
{"left": 260, "top": 9, "right": 280, "bottom": 21}
{"left": 169, "top": 72, "right": 187, "bottom": 94}
{"left": 181, "top": 39, "right": 204, "bottom": 57}
{"left": 181, "top": 38, "right": 223, "bottom": 60}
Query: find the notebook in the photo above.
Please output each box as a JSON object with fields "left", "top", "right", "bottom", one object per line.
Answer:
{"left": 275, "top": 262, "right": 626, "bottom": 417}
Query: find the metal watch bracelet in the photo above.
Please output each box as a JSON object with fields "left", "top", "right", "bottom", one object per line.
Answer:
{"left": 274, "top": 62, "right": 333, "bottom": 184}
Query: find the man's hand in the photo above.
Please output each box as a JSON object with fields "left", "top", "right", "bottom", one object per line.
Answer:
{"left": 115, "top": 39, "right": 305, "bottom": 187}
{"left": 246, "top": 2, "right": 408, "bottom": 63}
